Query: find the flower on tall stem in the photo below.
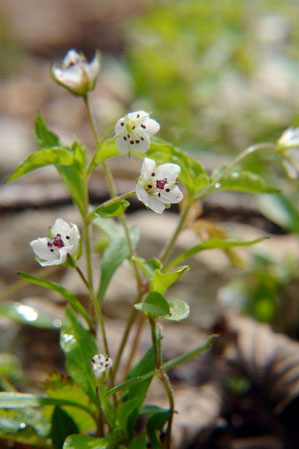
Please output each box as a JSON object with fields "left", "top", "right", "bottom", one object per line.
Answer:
{"left": 51, "top": 49, "right": 101, "bottom": 96}
{"left": 136, "top": 158, "right": 183, "bottom": 214}
{"left": 30, "top": 218, "right": 80, "bottom": 267}
{"left": 277, "top": 127, "right": 299, "bottom": 178}
{"left": 91, "top": 354, "right": 113, "bottom": 379}
{"left": 115, "top": 111, "right": 160, "bottom": 153}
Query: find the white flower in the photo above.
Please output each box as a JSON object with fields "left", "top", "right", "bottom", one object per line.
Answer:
{"left": 51, "top": 49, "right": 101, "bottom": 96}
{"left": 91, "top": 354, "right": 113, "bottom": 379}
{"left": 30, "top": 218, "right": 80, "bottom": 267}
{"left": 115, "top": 111, "right": 160, "bottom": 152}
{"left": 278, "top": 127, "right": 299, "bottom": 148}
{"left": 278, "top": 128, "right": 299, "bottom": 179}
{"left": 136, "top": 158, "right": 183, "bottom": 214}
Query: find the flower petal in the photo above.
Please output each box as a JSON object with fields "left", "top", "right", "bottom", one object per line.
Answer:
{"left": 136, "top": 181, "right": 165, "bottom": 213}
{"left": 86, "top": 54, "right": 100, "bottom": 82}
{"left": 142, "top": 118, "right": 160, "bottom": 136}
{"left": 159, "top": 185, "right": 183, "bottom": 204}
{"left": 140, "top": 158, "right": 156, "bottom": 181}
{"left": 156, "top": 163, "right": 181, "bottom": 183}
{"left": 30, "top": 238, "right": 60, "bottom": 265}
{"left": 127, "top": 111, "right": 149, "bottom": 122}
{"left": 115, "top": 116, "right": 126, "bottom": 134}
{"left": 52, "top": 67, "right": 83, "bottom": 90}
{"left": 63, "top": 49, "right": 81, "bottom": 68}
{"left": 116, "top": 136, "right": 130, "bottom": 152}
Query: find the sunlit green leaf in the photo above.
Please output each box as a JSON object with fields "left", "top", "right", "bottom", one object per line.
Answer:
{"left": 0, "top": 354, "right": 23, "bottom": 387}
{"left": 147, "top": 139, "right": 209, "bottom": 194}
{"left": 163, "top": 299, "right": 190, "bottom": 321}
{"left": 128, "top": 433, "right": 146, "bottom": 449}
{"left": 63, "top": 434, "right": 108, "bottom": 449}
{"left": 88, "top": 138, "right": 120, "bottom": 174}
{"left": 43, "top": 373, "right": 96, "bottom": 433}
{"left": 117, "top": 399, "right": 139, "bottom": 432}
{"left": 151, "top": 266, "right": 189, "bottom": 294}
{"left": 6, "top": 148, "right": 74, "bottom": 183}
{"left": 60, "top": 307, "right": 98, "bottom": 406}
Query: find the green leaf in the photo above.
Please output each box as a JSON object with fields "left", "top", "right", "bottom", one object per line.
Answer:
{"left": 88, "top": 138, "right": 120, "bottom": 174}
{"left": 258, "top": 193, "right": 299, "bottom": 234}
{"left": 0, "top": 392, "right": 94, "bottom": 416}
{"left": 167, "top": 237, "right": 266, "bottom": 269}
{"left": 6, "top": 148, "right": 74, "bottom": 183}
{"left": 163, "top": 299, "right": 190, "bottom": 321}
{"left": 117, "top": 399, "right": 139, "bottom": 431}
{"left": 57, "top": 141, "right": 87, "bottom": 215}
{"left": 0, "top": 301, "right": 56, "bottom": 329}
{"left": 60, "top": 307, "right": 98, "bottom": 406}
{"left": 97, "top": 226, "right": 139, "bottom": 304}
{"left": 17, "top": 272, "right": 93, "bottom": 330}
{"left": 147, "top": 139, "right": 209, "bottom": 194}
{"left": 0, "top": 353, "right": 23, "bottom": 386}
{"left": 216, "top": 170, "right": 279, "bottom": 194}
{"left": 63, "top": 434, "right": 107, "bottom": 449}
{"left": 135, "top": 291, "right": 170, "bottom": 317}
{"left": 151, "top": 265, "right": 189, "bottom": 294}
{"left": 34, "top": 113, "right": 60, "bottom": 149}
{"left": 90, "top": 199, "right": 130, "bottom": 219}
{"left": 128, "top": 433, "right": 146, "bottom": 449}
{"left": 146, "top": 410, "right": 171, "bottom": 449}
{"left": 163, "top": 334, "right": 218, "bottom": 371}
{"left": 51, "top": 406, "right": 79, "bottom": 449}
{"left": 43, "top": 373, "right": 96, "bottom": 433}
{"left": 132, "top": 257, "right": 162, "bottom": 279}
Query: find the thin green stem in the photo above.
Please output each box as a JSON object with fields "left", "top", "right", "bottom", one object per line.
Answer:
{"left": 75, "top": 266, "right": 110, "bottom": 358}
{"left": 219, "top": 143, "right": 276, "bottom": 180}
{"left": 112, "top": 289, "right": 146, "bottom": 381}
{"left": 122, "top": 312, "right": 146, "bottom": 380}
{"left": 160, "top": 201, "right": 192, "bottom": 266}
{"left": 149, "top": 319, "right": 174, "bottom": 449}
{"left": 83, "top": 218, "right": 94, "bottom": 291}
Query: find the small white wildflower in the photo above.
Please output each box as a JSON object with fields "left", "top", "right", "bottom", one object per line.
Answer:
{"left": 30, "top": 218, "right": 80, "bottom": 267}
{"left": 91, "top": 354, "right": 113, "bottom": 379}
{"left": 51, "top": 49, "right": 101, "bottom": 96}
{"left": 136, "top": 158, "right": 183, "bottom": 214}
{"left": 115, "top": 111, "right": 160, "bottom": 153}
{"left": 278, "top": 127, "right": 299, "bottom": 179}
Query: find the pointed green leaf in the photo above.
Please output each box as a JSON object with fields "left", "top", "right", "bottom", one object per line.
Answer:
{"left": 34, "top": 114, "right": 60, "bottom": 149}
{"left": 6, "top": 148, "right": 74, "bottom": 183}
{"left": 97, "top": 226, "right": 139, "bottom": 304}
{"left": 88, "top": 138, "right": 120, "bottom": 174}
{"left": 90, "top": 199, "right": 129, "bottom": 219}
{"left": 135, "top": 292, "right": 170, "bottom": 317}
{"left": 147, "top": 139, "right": 209, "bottom": 194}
{"left": 117, "top": 399, "right": 139, "bottom": 431}
{"left": 167, "top": 237, "right": 267, "bottom": 269}
{"left": 51, "top": 406, "right": 79, "bottom": 449}
{"left": 163, "top": 299, "right": 190, "bottom": 321}
{"left": 63, "top": 435, "right": 108, "bottom": 449}
{"left": 57, "top": 141, "right": 87, "bottom": 215}
{"left": 151, "top": 266, "right": 190, "bottom": 294}
{"left": 132, "top": 257, "right": 162, "bottom": 280}
{"left": 217, "top": 170, "right": 279, "bottom": 194}
{"left": 146, "top": 410, "right": 171, "bottom": 449}
{"left": 258, "top": 193, "right": 299, "bottom": 234}
{"left": 18, "top": 272, "right": 93, "bottom": 330}
{"left": 60, "top": 307, "right": 98, "bottom": 405}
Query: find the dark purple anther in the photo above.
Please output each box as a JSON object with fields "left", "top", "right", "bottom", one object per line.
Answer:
{"left": 53, "top": 236, "right": 64, "bottom": 249}
{"left": 156, "top": 178, "right": 167, "bottom": 190}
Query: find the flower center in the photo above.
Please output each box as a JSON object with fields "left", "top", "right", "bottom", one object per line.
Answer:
{"left": 156, "top": 178, "right": 168, "bottom": 190}
{"left": 47, "top": 234, "right": 65, "bottom": 252}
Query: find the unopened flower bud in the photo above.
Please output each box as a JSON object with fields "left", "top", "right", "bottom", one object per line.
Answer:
{"left": 91, "top": 354, "right": 113, "bottom": 379}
